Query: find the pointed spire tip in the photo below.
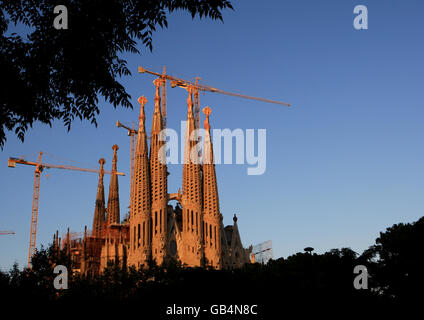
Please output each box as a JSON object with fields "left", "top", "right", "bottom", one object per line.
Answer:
{"left": 203, "top": 106, "right": 212, "bottom": 131}
{"left": 138, "top": 96, "right": 147, "bottom": 106}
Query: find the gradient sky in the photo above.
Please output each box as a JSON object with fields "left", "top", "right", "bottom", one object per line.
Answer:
{"left": 1, "top": 0, "right": 423, "bottom": 270}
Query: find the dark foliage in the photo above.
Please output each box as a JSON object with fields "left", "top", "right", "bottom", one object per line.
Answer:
{"left": 361, "top": 216, "right": 424, "bottom": 304}
{"left": 0, "top": 0, "right": 233, "bottom": 148}
{"left": 1, "top": 217, "right": 423, "bottom": 317}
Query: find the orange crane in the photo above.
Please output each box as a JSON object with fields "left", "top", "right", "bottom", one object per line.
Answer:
{"left": 116, "top": 121, "right": 137, "bottom": 216}
{"left": 119, "top": 67, "right": 290, "bottom": 178}
{"left": 8, "top": 152, "right": 125, "bottom": 268}
{"left": 138, "top": 65, "right": 291, "bottom": 129}
{"left": 116, "top": 121, "right": 137, "bottom": 195}
{"left": 0, "top": 230, "right": 15, "bottom": 235}
{"left": 119, "top": 68, "right": 290, "bottom": 214}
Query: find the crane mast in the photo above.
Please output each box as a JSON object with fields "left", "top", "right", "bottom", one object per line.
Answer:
{"left": 116, "top": 121, "right": 137, "bottom": 219}
{"left": 29, "top": 152, "right": 42, "bottom": 267}
{"left": 193, "top": 77, "right": 200, "bottom": 132}
{"left": 161, "top": 66, "right": 167, "bottom": 135}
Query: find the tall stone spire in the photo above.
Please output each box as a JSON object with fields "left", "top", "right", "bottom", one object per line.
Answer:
{"left": 150, "top": 79, "right": 168, "bottom": 265}
{"left": 202, "top": 106, "right": 221, "bottom": 269}
{"left": 92, "top": 158, "right": 106, "bottom": 237}
{"left": 106, "top": 144, "right": 120, "bottom": 225}
{"left": 181, "top": 86, "right": 204, "bottom": 267}
{"left": 129, "top": 96, "right": 152, "bottom": 268}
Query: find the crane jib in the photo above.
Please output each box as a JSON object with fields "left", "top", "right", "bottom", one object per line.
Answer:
{"left": 138, "top": 66, "right": 291, "bottom": 107}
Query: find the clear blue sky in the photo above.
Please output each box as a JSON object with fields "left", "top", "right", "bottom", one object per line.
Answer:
{"left": 1, "top": 0, "right": 424, "bottom": 270}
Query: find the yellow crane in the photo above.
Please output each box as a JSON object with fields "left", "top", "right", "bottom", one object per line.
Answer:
{"left": 8, "top": 152, "right": 125, "bottom": 268}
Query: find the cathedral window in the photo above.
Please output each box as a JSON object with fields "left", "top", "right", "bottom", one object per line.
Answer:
{"left": 196, "top": 212, "right": 198, "bottom": 234}
{"left": 191, "top": 211, "right": 194, "bottom": 232}
{"left": 209, "top": 225, "right": 212, "bottom": 242}
{"left": 155, "top": 211, "right": 157, "bottom": 234}
{"left": 214, "top": 226, "right": 217, "bottom": 249}
{"left": 137, "top": 224, "right": 140, "bottom": 248}
{"left": 143, "top": 222, "right": 145, "bottom": 246}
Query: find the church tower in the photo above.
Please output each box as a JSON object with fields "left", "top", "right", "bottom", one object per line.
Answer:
{"left": 92, "top": 158, "right": 106, "bottom": 237}
{"left": 106, "top": 145, "right": 120, "bottom": 225}
{"left": 181, "top": 86, "right": 204, "bottom": 267}
{"left": 150, "top": 79, "right": 168, "bottom": 265}
{"left": 202, "top": 107, "right": 221, "bottom": 269}
{"left": 129, "top": 96, "right": 152, "bottom": 268}
{"left": 64, "top": 84, "right": 253, "bottom": 274}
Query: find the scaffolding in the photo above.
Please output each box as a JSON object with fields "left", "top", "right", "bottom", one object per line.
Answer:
{"left": 53, "top": 223, "right": 130, "bottom": 276}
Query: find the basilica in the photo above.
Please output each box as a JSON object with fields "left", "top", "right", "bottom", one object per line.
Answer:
{"left": 57, "top": 80, "right": 251, "bottom": 274}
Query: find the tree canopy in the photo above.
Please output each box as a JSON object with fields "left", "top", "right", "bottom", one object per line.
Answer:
{"left": 362, "top": 216, "right": 424, "bottom": 302}
{"left": 0, "top": 0, "right": 233, "bottom": 148}
{"left": 2, "top": 216, "right": 423, "bottom": 316}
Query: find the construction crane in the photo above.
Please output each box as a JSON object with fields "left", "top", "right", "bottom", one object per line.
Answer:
{"left": 116, "top": 121, "right": 137, "bottom": 198}
{"left": 0, "top": 230, "right": 15, "bottom": 235}
{"left": 116, "top": 120, "right": 137, "bottom": 217}
{"left": 117, "top": 67, "right": 290, "bottom": 206}
{"left": 138, "top": 65, "right": 291, "bottom": 130}
{"left": 8, "top": 152, "right": 125, "bottom": 268}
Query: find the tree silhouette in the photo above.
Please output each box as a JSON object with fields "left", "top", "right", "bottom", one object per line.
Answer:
{"left": 304, "top": 246, "right": 314, "bottom": 254}
{"left": 362, "top": 216, "right": 424, "bottom": 303}
{"left": 0, "top": 0, "right": 233, "bottom": 148}
{"left": 1, "top": 216, "right": 423, "bottom": 316}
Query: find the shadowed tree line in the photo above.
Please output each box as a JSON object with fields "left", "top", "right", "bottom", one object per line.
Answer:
{"left": 1, "top": 216, "right": 423, "bottom": 316}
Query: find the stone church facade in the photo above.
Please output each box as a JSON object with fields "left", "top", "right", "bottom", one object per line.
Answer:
{"left": 60, "top": 81, "right": 251, "bottom": 274}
